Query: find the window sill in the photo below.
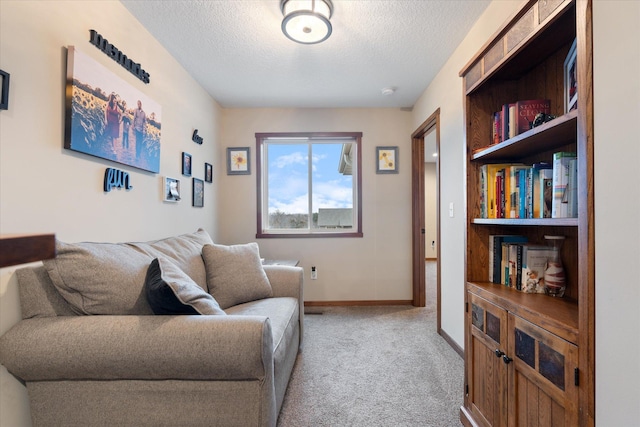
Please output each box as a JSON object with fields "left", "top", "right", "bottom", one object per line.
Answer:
{"left": 256, "top": 232, "right": 363, "bottom": 239}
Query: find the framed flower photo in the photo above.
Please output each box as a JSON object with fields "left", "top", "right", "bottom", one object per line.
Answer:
{"left": 564, "top": 38, "right": 577, "bottom": 113}
{"left": 192, "top": 178, "right": 204, "bottom": 207}
{"left": 205, "top": 162, "right": 213, "bottom": 183}
{"left": 182, "top": 152, "right": 192, "bottom": 176}
{"left": 163, "top": 176, "right": 181, "bottom": 202}
{"left": 227, "top": 147, "right": 250, "bottom": 175}
{"left": 376, "top": 146, "right": 398, "bottom": 174}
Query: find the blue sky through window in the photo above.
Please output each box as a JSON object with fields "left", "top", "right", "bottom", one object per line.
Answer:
{"left": 267, "top": 142, "right": 353, "bottom": 216}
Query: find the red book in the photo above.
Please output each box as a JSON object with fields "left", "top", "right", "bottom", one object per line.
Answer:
{"left": 515, "top": 99, "right": 551, "bottom": 134}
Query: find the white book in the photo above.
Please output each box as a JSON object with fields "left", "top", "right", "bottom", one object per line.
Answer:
{"left": 552, "top": 152, "right": 576, "bottom": 218}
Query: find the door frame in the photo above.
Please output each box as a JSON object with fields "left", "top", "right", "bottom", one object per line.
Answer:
{"left": 411, "top": 109, "right": 440, "bottom": 327}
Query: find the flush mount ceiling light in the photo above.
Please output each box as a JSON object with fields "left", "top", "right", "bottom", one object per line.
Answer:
{"left": 280, "top": 0, "right": 333, "bottom": 45}
{"left": 381, "top": 87, "right": 396, "bottom": 96}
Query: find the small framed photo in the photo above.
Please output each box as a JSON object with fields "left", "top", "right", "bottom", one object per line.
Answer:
{"left": 192, "top": 178, "right": 204, "bottom": 207}
{"left": 205, "top": 162, "right": 213, "bottom": 183}
{"left": 376, "top": 146, "right": 399, "bottom": 174}
{"left": 0, "top": 69, "right": 9, "bottom": 110}
{"left": 564, "top": 38, "right": 577, "bottom": 113}
{"left": 182, "top": 152, "right": 192, "bottom": 176}
{"left": 163, "top": 177, "right": 181, "bottom": 202}
{"left": 227, "top": 147, "right": 250, "bottom": 175}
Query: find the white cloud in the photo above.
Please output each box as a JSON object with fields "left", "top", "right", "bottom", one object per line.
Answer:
{"left": 273, "top": 151, "right": 306, "bottom": 168}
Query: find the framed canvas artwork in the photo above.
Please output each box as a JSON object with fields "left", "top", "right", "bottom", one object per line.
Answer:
{"left": 64, "top": 46, "right": 162, "bottom": 173}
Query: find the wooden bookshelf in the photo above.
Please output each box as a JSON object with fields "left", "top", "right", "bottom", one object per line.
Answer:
{"left": 459, "top": 1, "right": 594, "bottom": 426}
{"left": 0, "top": 234, "right": 56, "bottom": 268}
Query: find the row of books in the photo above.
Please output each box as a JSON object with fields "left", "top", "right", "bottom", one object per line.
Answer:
{"left": 491, "top": 99, "right": 551, "bottom": 144}
{"left": 488, "top": 235, "right": 556, "bottom": 293}
{"left": 478, "top": 152, "right": 578, "bottom": 219}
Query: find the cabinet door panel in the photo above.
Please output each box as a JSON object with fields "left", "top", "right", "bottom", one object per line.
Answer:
{"left": 508, "top": 314, "right": 578, "bottom": 427}
{"left": 468, "top": 292, "right": 509, "bottom": 427}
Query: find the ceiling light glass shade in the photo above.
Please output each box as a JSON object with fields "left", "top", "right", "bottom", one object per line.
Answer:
{"left": 281, "top": 0, "right": 333, "bottom": 45}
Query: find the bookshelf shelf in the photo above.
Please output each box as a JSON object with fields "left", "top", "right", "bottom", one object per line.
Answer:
{"left": 467, "top": 281, "right": 578, "bottom": 344}
{"left": 472, "top": 218, "right": 579, "bottom": 227}
{"left": 460, "top": 1, "right": 594, "bottom": 426}
{"left": 472, "top": 110, "right": 578, "bottom": 162}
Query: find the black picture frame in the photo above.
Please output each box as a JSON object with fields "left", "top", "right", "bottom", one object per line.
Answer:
{"left": 205, "top": 162, "right": 213, "bottom": 183}
{"left": 192, "top": 178, "right": 204, "bottom": 207}
{"left": 182, "top": 152, "right": 192, "bottom": 176}
{"left": 0, "top": 69, "right": 10, "bottom": 110}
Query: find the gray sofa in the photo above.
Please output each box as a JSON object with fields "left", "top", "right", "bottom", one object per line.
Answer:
{"left": 0, "top": 229, "right": 303, "bottom": 427}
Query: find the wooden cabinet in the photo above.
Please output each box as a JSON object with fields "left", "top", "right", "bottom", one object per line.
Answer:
{"left": 465, "top": 292, "right": 579, "bottom": 427}
{"left": 459, "top": 0, "right": 594, "bottom": 425}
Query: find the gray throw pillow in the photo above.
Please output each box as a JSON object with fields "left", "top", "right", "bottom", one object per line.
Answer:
{"left": 144, "top": 257, "right": 226, "bottom": 315}
{"left": 202, "top": 243, "right": 273, "bottom": 309}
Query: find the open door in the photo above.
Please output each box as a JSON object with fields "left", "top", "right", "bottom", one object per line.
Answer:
{"left": 411, "top": 110, "right": 440, "bottom": 326}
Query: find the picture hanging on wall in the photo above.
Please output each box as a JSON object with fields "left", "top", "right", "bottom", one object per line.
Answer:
{"left": 163, "top": 177, "right": 181, "bottom": 202}
{"left": 205, "top": 162, "right": 213, "bottom": 183}
{"left": 64, "top": 46, "right": 162, "bottom": 173}
{"left": 182, "top": 152, "right": 192, "bottom": 176}
{"left": 376, "top": 146, "right": 399, "bottom": 174}
{"left": 192, "top": 178, "right": 204, "bottom": 207}
{"left": 227, "top": 147, "right": 250, "bottom": 175}
{"left": 0, "top": 69, "right": 9, "bottom": 110}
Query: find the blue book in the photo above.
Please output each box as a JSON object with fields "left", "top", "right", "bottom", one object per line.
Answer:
{"left": 489, "top": 235, "right": 528, "bottom": 283}
{"left": 518, "top": 168, "right": 529, "bottom": 219}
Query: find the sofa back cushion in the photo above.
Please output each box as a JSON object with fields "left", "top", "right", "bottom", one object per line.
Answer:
{"left": 131, "top": 229, "right": 212, "bottom": 290}
{"left": 42, "top": 229, "right": 213, "bottom": 315}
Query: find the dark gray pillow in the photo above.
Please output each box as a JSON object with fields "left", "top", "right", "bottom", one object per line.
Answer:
{"left": 145, "top": 257, "right": 226, "bottom": 315}
{"left": 202, "top": 243, "right": 273, "bottom": 309}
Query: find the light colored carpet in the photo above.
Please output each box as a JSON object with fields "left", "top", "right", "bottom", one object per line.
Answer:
{"left": 277, "top": 262, "right": 463, "bottom": 427}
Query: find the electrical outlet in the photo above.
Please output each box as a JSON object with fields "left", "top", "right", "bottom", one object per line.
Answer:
{"left": 310, "top": 266, "right": 317, "bottom": 280}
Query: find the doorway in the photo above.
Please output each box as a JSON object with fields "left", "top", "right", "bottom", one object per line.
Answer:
{"left": 411, "top": 109, "right": 441, "bottom": 330}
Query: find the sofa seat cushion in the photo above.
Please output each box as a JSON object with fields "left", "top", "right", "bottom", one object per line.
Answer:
{"left": 225, "top": 297, "right": 298, "bottom": 362}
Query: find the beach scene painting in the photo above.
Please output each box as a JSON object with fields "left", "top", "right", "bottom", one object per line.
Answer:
{"left": 65, "top": 46, "right": 161, "bottom": 173}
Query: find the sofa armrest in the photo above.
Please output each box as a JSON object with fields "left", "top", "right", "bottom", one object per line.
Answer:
{"left": 263, "top": 265, "right": 304, "bottom": 348}
{"left": 263, "top": 265, "right": 303, "bottom": 300}
{"left": 0, "top": 315, "right": 273, "bottom": 382}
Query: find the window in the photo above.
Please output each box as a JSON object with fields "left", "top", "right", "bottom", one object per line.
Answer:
{"left": 256, "top": 132, "right": 362, "bottom": 238}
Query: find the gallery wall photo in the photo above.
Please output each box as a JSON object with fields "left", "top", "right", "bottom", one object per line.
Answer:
{"left": 64, "top": 46, "right": 162, "bottom": 173}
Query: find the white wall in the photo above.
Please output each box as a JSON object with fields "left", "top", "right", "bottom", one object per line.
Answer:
{"left": 593, "top": 1, "right": 640, "bottom": 425}
{"left": 424, "top": 162, "right": 437, "bottom": 259}
{"left": 0, "top": 2, "right": 221, "bottom": 425}
{"left": 411, "top": 0, "right": 520, "bottom": 347}
{"left": 219, "top": 108, "right": 413, "bottom": 302}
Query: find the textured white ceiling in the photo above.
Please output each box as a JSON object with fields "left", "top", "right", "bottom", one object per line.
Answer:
{"left": 120, "top": 0, "right": 490, "bottom": 109}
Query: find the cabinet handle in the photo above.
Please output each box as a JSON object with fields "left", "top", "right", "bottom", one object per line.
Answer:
{"left": 502, "top": 355, "right": 513, "bottom": 364}
{"left": 495, "top": 349, "right": 505, "bottom": 358}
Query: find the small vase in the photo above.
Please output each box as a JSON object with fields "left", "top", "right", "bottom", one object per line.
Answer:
{"left": 544, "top": 235, "right": 566, "bottom": 297}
